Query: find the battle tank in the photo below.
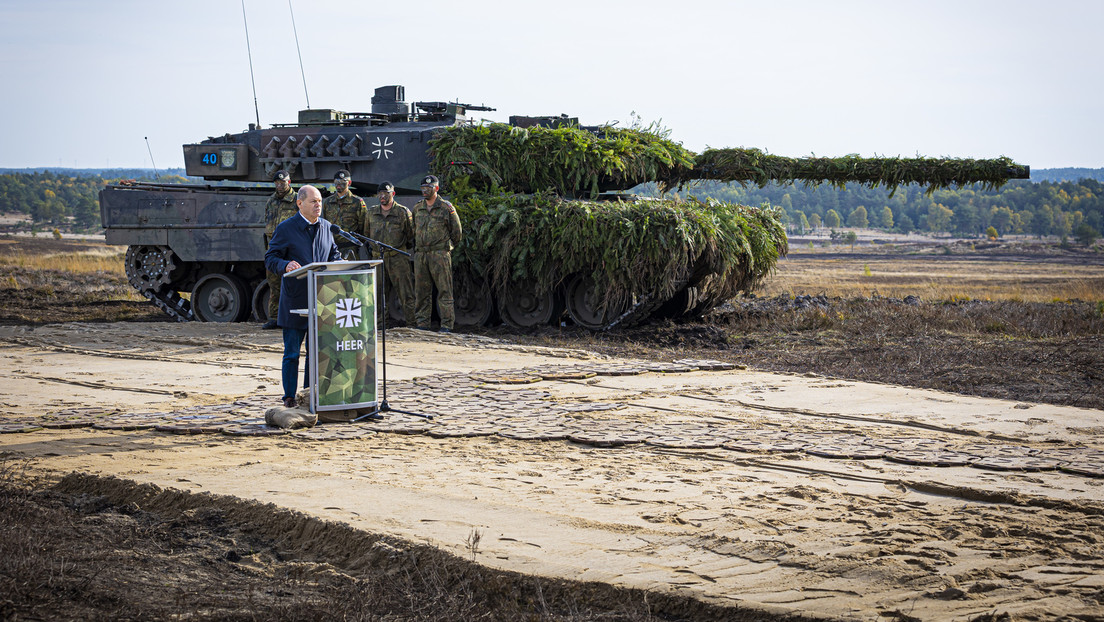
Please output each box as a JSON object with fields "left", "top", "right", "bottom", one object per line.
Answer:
{"left": 100, "top": 84, "right": 1029, "bottom": 328}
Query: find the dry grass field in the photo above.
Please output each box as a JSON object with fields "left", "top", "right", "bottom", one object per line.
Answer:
{"left": 0, "top": 235, "right": 152, "bottom": 324}
{"left": 762, "top": 242, "right": 1104, "bottom": 303}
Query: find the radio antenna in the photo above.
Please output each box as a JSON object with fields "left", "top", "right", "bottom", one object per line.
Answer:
{"left": 289, "top": 0, "right": 311, "bottom": 109}
{"left": 241, "top": 0, "right": 261, "bottom": 128}
{"left": 144, "top": 136, "right": 160, "bottom": 179}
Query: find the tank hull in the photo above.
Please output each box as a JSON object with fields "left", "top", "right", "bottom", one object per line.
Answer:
{"left": 101, "top": 182, "right": 270, "bottom": 322}
{"left": 101, "top": 182, "right": 773, "bottom": 329}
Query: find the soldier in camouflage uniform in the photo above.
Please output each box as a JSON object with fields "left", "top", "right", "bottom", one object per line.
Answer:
{"left": 412, "top": 175, "right": 462, "bottom": 333}
{"left": 322, "top": 169, "right": 367, "bottom": 259}
{"left": 366, "top": 181, "right": 416, "bottom": 326}
{"left": 262, "top": 170, "right": 299, "bottom": 329}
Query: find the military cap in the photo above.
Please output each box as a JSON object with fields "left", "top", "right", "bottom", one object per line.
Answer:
{"left": 378, "top": 181, "right": 395, "bottom": 194}
{"left": 273, "top": 170, "right": 290, "bottom": 181}
{"left": 420, "top": 174, "right": 439, "bottom": 187}
{"left": 334, "top": 169, "right": 351, "bottom": 182}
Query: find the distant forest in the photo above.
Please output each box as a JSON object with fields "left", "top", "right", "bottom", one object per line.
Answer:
{"left": 0, "top": 167, "right": 189, "bottom": 178}
{"left": 1, "top": 167, "right": 1102, "bottom": 242}
{"left": 652, "top": 177, "right": 1103, "bottom": 241}
{"left": 1026, "top": 168, "right": 1104, "bottom": 184}
{"left": 0, "top": 170, "right": 189, "bottom": 230}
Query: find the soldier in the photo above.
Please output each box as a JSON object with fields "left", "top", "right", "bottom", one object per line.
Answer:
{"left": 322, "top": 169, "right": 367, "bottom": 259}
{"left": 412, "top": 175, "right": 462, "bottom": 333}
{"left": 262, "top": 170, "right": 299, "bottom": 329}
{"left": 366, "top": 181, "right": 416, "bottom": 326}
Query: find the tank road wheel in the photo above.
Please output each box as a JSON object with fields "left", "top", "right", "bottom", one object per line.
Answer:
{"left": 251, "top": 280, "right": 271, "bottom": 322}
{"left": 454, "top": 276, "right": 495, "bottom": 327}
{"left": 564, "top": 274, "right": 628, "bottom": 330}
{"left": 124, "top": 245, "right": 177, "bottom": 292}
{"left": 191, "top": 274, "right": 250, "bottom": 323}
{"left": 498, "top": 279, "right": 562, "bottom": 328}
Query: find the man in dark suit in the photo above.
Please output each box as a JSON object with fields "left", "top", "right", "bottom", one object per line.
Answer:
{"left": 264, "top": 185, "right": 343, "bottom": 407}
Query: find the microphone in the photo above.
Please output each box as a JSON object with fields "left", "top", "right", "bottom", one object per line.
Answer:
{"left": 330, "top": 223, "right": 364, "bottom": 246}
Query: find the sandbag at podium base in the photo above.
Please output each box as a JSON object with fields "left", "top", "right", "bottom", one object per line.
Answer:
{"left": 264, "top": 405, "right": 318, "bottom": 429}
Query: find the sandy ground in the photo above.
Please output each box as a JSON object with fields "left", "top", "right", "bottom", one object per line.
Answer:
{"left": 2, "top": 321, "right": 1103, "bottom": 621}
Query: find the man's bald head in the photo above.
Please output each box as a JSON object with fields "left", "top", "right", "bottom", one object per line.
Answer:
{"left": 297, "top": 185, "right": 323, "bottom": 223}
{"left": 297, "top": 185, "right": 320, "bottom": 201}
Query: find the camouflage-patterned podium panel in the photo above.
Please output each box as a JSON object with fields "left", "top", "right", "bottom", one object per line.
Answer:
{"left": 307, "top": 263, "right": 380, "bottom": 413}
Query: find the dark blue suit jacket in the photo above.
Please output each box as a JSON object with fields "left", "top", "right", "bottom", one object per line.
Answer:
{"left": 264, "top": 214, "right": 342, "bottom": 330}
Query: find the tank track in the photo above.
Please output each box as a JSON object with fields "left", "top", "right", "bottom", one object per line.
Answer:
{"left": 123, "top": 245, "right": 193, "bottom": 321}
{"left": 140, "top": 288, "right": 194, "bottom": 322}
{"left": 604, "top": 277, "right": 691, "bottom": 330}
{"left": 604, "top": 295, "right": 655, "bottom": 330}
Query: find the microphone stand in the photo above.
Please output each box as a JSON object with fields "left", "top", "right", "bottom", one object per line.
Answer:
{"left": 330, "top": 224, "right": 365, "bottom": 254}
{"left": 349, "top": 230, "right": 429, "bottom": 422}
{"left": 349, "top": 231, "right": 409, "bottom": 258}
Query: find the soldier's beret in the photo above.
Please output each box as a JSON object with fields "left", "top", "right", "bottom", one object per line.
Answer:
{"left": 334, "top": 169, "right": 351, "bottom": 182}
{"left": 420, "top": 174, "right": 439, "bottom": 187}
{"left": 273, "top": 170, "right": 290, "bottom": 181}
{"left": 378, "top": 181, "right": 395, "bottom": 194}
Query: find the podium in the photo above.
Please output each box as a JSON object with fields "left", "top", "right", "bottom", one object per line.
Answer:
{"left": 287, "top": 260, "right": 382, "bottom": 414}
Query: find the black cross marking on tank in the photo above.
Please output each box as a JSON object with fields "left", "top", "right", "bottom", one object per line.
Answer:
{"left": 372, "top": 136, "right": 394, "bottom": 159}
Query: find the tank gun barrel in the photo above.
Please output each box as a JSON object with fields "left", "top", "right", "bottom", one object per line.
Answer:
{"left": 681, "top": 148, "right": 1030, "bottom": 194}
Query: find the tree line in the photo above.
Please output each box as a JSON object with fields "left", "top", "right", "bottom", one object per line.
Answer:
{"left": 649, "top": 177, "right": 1103, "bottom": 244}
{"left": 0, "top": 170, "right": 188, "bottom": 231}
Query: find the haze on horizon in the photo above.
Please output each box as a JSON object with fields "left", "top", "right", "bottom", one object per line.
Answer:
{"left": 1, "top": 0, "right": 1101, "bottom": 171}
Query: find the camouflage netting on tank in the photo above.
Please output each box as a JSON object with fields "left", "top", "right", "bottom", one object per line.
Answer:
{"left": 683, "top": 148, "right": 1030, "bottom": 194}
{"left": 429, "top": 123, "right": 695, "bottom": 197}
{"left": 429, "top": 125, "right": 1028, "bottom": 198}
{"left": 452, "top": 192, "right": 787, "bottom": 313}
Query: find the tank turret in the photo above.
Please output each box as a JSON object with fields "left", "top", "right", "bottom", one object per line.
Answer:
{"left": 179, "top": 84, "right": 493, "bottom": 193}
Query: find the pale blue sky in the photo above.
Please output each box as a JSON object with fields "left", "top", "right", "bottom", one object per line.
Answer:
{"left": 1, "top": 0, "right": 1101, "bottom": 170}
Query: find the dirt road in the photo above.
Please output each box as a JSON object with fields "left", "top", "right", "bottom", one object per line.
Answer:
{"left": 2, "top": 321, "right": 1102, "bottom": 620}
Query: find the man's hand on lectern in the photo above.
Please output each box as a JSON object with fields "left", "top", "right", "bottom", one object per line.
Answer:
{"left": 285, "top": 261, "right": 301, "bottom": 272}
